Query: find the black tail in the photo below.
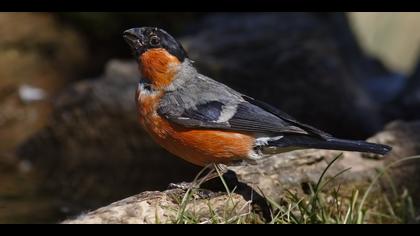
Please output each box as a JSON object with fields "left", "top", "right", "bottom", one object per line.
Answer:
{"left": 270, "top": 135, "right": 392, "bottom": 155}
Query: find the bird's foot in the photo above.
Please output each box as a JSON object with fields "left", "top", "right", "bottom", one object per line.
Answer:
{"left": 168, "top": 181, "right": 216, "bottom": 199}
{"left": 168, "top": 164, "right": 229, "bottom": 198}
{"left": 168, "top": 181, "right": 196, "bottom": 191}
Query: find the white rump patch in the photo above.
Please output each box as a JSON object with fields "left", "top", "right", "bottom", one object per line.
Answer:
{"left": 248, "top": 150, "right": 264, "bottom": 161}
{"left": 255, "top": 135, "right": 284, "bottom": 146}
{"left": 247, "top": 135, "right": 284, "bottom": 161}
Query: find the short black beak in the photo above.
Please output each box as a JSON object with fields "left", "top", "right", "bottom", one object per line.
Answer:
{"left": 123, "top": 29, "right": 144, "bottom": 52}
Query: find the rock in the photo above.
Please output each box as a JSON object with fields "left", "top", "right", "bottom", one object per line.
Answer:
{"left": 62, "top": 189, "right": 251, "bottom": 224}
{"left": 61, "top": 120, "right": 420, "bottom": 224}
{"left": 368, "top": 120, "right": 420, "bottom": 201}
{"left": 181, "top": 12, "right": 392, "bottom": 139}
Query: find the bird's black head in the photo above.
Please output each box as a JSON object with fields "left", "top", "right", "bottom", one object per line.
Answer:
{"left": 123, "top": 27, "right": 188, "bottom": 62}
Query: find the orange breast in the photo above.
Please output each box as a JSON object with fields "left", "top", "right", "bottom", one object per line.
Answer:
{"left": 139, "top": 48, "right": 180, "bottom": 89}
{"left": 137, "top": 94, "right": 254, "bottom": 166}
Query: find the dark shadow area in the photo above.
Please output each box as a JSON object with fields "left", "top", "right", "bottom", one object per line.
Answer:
{"left": 55, "top": 13, "right": 208, "bottom": 78}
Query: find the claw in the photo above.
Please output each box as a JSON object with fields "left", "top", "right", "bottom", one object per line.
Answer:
{"left": 168, "top": 182, "right": 217, "bottom": 199}
{"left": 168, "top": 181, "right": 195, "bottom": 191}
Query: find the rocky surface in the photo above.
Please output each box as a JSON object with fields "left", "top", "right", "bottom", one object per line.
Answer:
{"left": 62, "top": 120, "right": 420, "bottom": 224}
{"left": 62, "top": 189, "right": 251, "bottom": 224}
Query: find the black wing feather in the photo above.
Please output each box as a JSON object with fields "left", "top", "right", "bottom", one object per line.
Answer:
{"left": 228, "top": 103, "right": 307, "bottom": 134}
{"left": 242, "top": 95, "right": 332, "bottom": 139}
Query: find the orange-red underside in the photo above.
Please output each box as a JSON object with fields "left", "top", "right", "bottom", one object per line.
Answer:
{"left": 139, "top": 95, "right": 254, "bottom": 166}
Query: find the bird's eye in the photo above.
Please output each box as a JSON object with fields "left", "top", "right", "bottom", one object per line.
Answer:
{"left": 149, "top": 36, "right": 160, "bottom": 47}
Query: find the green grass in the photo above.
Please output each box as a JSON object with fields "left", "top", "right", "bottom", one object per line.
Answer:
{"left": 163, "top": 155, "right": 420, "bottom": 224}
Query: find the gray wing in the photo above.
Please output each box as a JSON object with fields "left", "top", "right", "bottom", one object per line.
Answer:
{"left": 157, "top": 74, "right": 310, "bottom": 135}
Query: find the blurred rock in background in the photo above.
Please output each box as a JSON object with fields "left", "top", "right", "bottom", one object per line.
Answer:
{"left": 0, "top": 12, "right": 88, "bottom": 152}
{"left": 0, "top": 12, "right": 90, "bottom": 223}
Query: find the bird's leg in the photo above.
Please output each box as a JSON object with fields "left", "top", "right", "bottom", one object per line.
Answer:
{"left": 196, "top": 163, "right": 228, "bottom": 186}
{"left": 168, "top": 163, "right": 228, "bottom": 191}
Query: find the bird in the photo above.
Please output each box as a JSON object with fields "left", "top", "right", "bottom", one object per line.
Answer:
{"left": 123, "top": 27, "right": 391, "bottom": 183}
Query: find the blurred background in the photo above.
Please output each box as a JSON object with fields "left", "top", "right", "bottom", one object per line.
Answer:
{"left": 0, "top": 12, "right": 420, "bottom": 223}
